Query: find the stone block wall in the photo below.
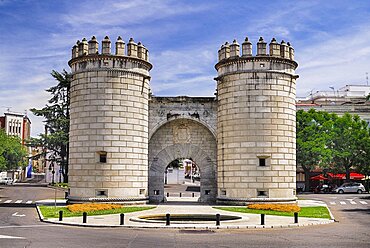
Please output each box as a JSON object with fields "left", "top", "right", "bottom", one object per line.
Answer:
{"left": 215, "top": 37, "right": 299, "bottom": 204}
{"left": 68, "top": 36, "right": 152, "bottom": 203}
{"left": 148, "top": 98, "right": 217, "bottom": 202}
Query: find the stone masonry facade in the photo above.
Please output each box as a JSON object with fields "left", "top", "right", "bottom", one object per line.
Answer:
{"left": 68, "top": 35, "right": 298, "bottom": 204}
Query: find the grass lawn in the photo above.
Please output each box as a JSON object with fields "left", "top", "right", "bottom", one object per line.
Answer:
{"left": 39, "top": 206, "right": 155, "bottom": 219}
{"left": 213, "top": 206, "right": 331, "bottom": 219}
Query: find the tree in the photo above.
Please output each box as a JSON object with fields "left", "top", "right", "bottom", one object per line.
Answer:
{"left": 28, "top": 70, "right": 70, "bottom": 183}
{"left": 356, "top": 127, "right": 370, "bottom": 191}
{"left": 0, "top": 129, "right": 28, "bottom": 172}
{"left": 296, "top": 109, "right": 336, "bottom": 191}
{"left": 331, "top": 113, "right": 370, "bottom": 182}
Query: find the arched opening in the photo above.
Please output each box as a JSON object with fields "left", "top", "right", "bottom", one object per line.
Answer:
{"left": 148, "top": 118, "right": 217, "bottom": 204}
{"left": 164, "top": 158, "right": 201, "bottom": 202}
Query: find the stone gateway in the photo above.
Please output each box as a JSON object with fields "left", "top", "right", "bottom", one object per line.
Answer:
{"left": 67, "top": 35, "right": 298, "bottom": 205}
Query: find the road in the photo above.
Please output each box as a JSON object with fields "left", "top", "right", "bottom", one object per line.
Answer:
{"left": 0, "top": 186, "right": 369, "bottom": 248}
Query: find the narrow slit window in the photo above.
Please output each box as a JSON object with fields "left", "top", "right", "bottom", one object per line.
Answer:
{"left": 259, "top": 158, "right": 266, "bottom": 167}
{"left": 99, "top": 151, "right": 107, "bottom": 163}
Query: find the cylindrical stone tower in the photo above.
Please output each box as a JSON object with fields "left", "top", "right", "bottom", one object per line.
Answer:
{"left": 215, "top": 36, "right": 299, "bottom": 205}
{"left": 68, "top": 36, "right": 152, "bottom": 204}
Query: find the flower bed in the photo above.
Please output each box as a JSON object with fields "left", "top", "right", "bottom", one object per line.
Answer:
{"left": 67, "top": 203, "right": 123, "bottom": 213}
{"left": 247, "top": 204, "right": 300, "bottom": 213}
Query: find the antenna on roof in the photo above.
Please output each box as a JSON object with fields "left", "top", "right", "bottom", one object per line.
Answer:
{"left": 1, "top": 106, "right": 12, "bottom": 113}
{"left": 366, "top": 72, "right": 368, "bottom": 86}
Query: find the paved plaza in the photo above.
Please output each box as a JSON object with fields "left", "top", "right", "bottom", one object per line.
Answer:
{"left": 38, "top": 200, "right": 334, "bottom": 229}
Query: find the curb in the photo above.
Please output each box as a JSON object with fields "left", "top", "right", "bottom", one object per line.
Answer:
{"left": 47, "top": 185, "right": 68, "bottom": 191}
{"left": 326, "top": 205, "right": 337, "bottom": 221}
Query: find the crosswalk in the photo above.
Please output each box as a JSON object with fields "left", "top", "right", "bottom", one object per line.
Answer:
{"left": 329, "top": 200, "right": 368, "bottom": 205}
{"left": 0, "top": 199, "right": 34, "bottom": 204}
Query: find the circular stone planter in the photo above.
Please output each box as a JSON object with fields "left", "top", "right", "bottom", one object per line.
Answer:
{"left": 130, "top": 214, "right": 245, "bottom": 224}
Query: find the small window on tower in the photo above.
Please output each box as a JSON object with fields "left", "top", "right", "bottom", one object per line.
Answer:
{"left": 98, "top": 151, "right": 107, "bottom": 163}
{"left": 257, "top": 190, "right": 268, "bottom": 197}
{"left": 257, "top": 156, "right": 270, "bottom": 167}
{"left": 260, "top": 63, "right": 265, "bottom": 68}
{"left": 259, "top": 158, "right": 266, "bottom": 166}
{"left": 96, "top": 189, "right": 107, "bottom": 197}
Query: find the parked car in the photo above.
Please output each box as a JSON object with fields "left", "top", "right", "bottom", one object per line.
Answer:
{"left": 0, "top": 177, "right": 14, "bottom": 185}
{"left": 334, "top": 182, "right": 366, "bottom": 194}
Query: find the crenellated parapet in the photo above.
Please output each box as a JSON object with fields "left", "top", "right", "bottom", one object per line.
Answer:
{"left": 215, "top": 36, "right": 298, "bottom": 80}
{"left": 217, "top": 36, "right": 295, "bottom": 63}
{"left": 69, "top": 36, "right": 152, "bottom": 75}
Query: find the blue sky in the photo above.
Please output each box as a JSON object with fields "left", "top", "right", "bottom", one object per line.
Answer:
{"left": 1, "top": 0, "right": 370, "bottom": 136}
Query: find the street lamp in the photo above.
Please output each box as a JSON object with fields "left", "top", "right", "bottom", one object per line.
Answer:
{"left": 49, "top": 161, "right": 55, "bottom": 185}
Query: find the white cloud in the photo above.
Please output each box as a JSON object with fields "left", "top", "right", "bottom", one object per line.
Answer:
{"left": 296, "top": 25, "right": 370, "bottom": 96}
{"left": 150, "top": 43, "right": 217, "bottom": 96}
{"left": 62, "top": 0, "right": 212, "bottom": 28}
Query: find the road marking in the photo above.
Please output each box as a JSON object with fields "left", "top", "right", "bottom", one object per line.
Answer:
{"left": 4, "top": 200, "right": 12, "bottom": 203}
{"left": 359, "top": 201, "right": 368, "bottom": 205}
{"left": 12, "top": 212, "right": 25, "bottom": 217}
{"left": 26, "top": 200, "right": 32, "bottom": 204}
{"left": 0, "top": 224, "right": 55, "bottom": 229}
{"left": 349, "top": 201, "right": 357, "bottom": 205}
{"left": 339, "top": 201, "right": 346, "bottom": 205}
{"left": 15, "top": 200, "right": 22, "bottom": 203}
{"left": 0, "top": 234, "right": 25, "bottom": 239}
{"left": 329, "top": 202, "right": 336, "bottom": 205}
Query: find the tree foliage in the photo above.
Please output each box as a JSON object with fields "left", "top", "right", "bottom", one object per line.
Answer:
{"left": 28, "top": 70, "right": 70, "bottom": 182}
{"left": 331, "top": 113, "right": 370, "bottom": 181}
{"left": 297, "top": 109, "right": 370, "bottom": 188}
{"left": 0, "top": 129, "right": 28, "bottom": 171}
{"left": 297, "top": 109, "right": 336, "bottom": 189}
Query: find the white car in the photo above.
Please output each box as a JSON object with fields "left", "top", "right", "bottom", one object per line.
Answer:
{"left": 334, "top": 182, "right": 366, "bottom": 194}
{"left": 0, "top": 177, "right": 14, "bottom": 185}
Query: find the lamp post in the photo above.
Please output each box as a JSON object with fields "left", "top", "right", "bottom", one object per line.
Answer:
{"left": 49, "top": 161, "right": 55, "bottom": 185}
{"left": 329, "top": 86, "right": 335, "bottom": 98}
{"left": 164, "top": 168, "right": 168, "bottom": 185}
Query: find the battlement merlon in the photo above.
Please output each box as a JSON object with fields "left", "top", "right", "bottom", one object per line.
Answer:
{"left": 217, "top": 36, "right": 297, "bottom": 63}
{"left": 68, "top": 36, "right": 152, "bottom": 75}
{"left": 215, "top": 36, "right": 298, "bottom": 79}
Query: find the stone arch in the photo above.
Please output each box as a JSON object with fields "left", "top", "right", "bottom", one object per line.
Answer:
{"left": 148, "top": 118, "right": 217, "bottom": 203}
{"left": 149, "top": 116, "right": 217, "bottom": 140}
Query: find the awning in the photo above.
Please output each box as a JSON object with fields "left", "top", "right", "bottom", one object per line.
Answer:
{"left": 310, "top": 174, "right": 328, "bottom": 180}
{"left": 327, "top": 172, "right": 365, "bottom": 180}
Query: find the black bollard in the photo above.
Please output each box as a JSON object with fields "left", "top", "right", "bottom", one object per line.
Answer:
{"left": 216, "top": 214, "right": 221, "bottom": 226}
{"left": 294, "top": 212, "right": 298, "bottom": 224}
{"left": 59, "top": 211, "right": 63, "bottom": 221}
{"left": 83, "top": 212, "right": 87, "bottom": 223}
{"left": 120, "top": 213, "right": 125, "bottom": 225}
{"left": 179, "top": 192, "right": 182, "bottom": 197}
{"left": 167, "top": 192, "right": 169, "bottom": 197}
{"left": 261, "top": 214, "right": 265, "bottom": 225}
{"left": 192, "top": 192, "right": 195, "bottom": 197}
{"left": 166, "top": 213, "right": 170, "bottom": 226}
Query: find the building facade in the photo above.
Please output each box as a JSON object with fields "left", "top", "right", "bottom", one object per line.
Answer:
{"left": 0, "top": 112, "right": 31, "bottom": 145}
{"left": 68, "top": 35, "right": 298, "bottom": 204}
{"left": 0, "top": 112, "right": 31, "bottom": 181}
